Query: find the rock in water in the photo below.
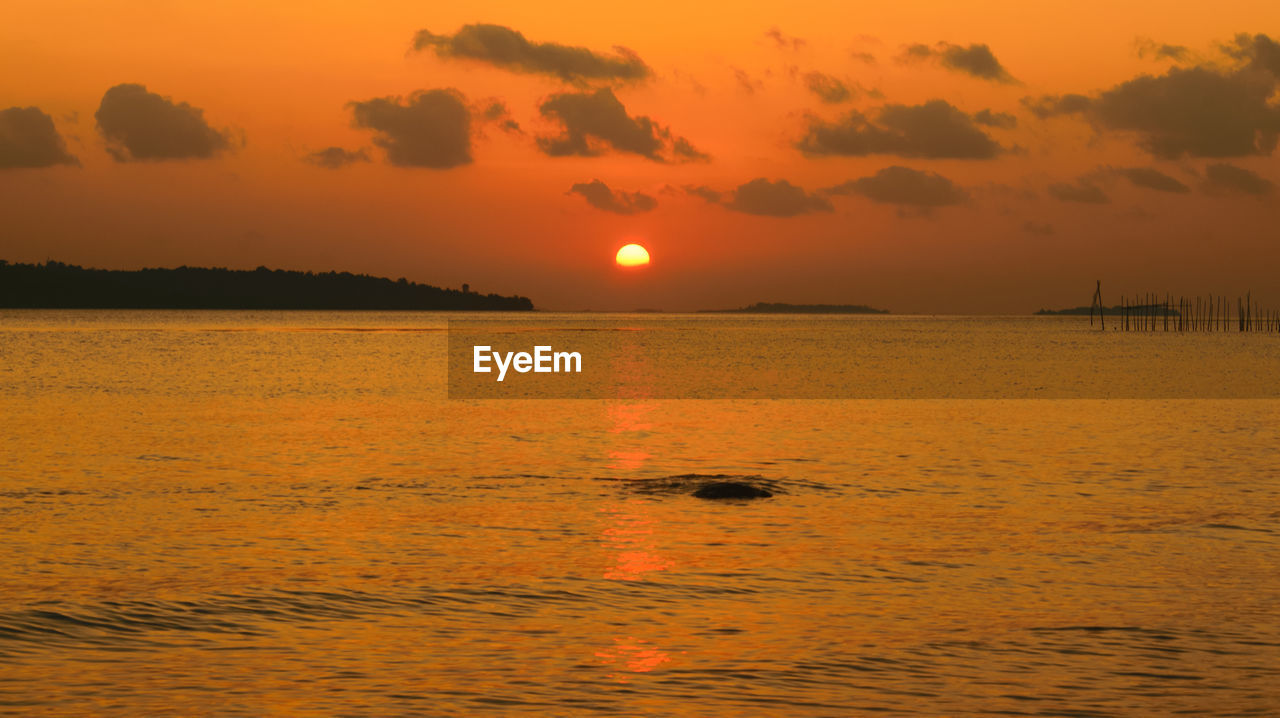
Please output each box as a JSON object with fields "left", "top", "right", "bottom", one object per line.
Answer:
{"left": 692, "top": 481, "right": 773, "bottom": 500}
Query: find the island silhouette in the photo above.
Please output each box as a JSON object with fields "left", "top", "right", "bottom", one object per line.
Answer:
{"left": 0, "top": 260, "right": 533, "bottom": 310}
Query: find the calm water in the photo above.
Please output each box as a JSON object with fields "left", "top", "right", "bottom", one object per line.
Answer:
{"left": 2, "top": 311, "right": 1279, "bottom": 716}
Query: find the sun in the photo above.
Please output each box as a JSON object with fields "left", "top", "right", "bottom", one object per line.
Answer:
{"left": 615, "top": 243, "right": 650, "bottom": 268}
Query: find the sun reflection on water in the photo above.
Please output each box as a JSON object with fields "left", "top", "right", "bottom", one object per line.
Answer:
{"left": 594, "top": 636, "right": 675, "bottom": 680}
{"left": 606, "top": 449, "right": 650, "bottom": 470}
{"left": 600, "top": 500, "right": 673, "bottom": 581}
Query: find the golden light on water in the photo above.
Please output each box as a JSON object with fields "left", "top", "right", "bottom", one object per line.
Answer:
{"left": 615, "top": 244, "right": 650, "bottom": 268}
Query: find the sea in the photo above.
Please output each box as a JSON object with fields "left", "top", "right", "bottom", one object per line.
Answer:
{"left": 1, "top": 311, "right": 1278, "bottom": 716}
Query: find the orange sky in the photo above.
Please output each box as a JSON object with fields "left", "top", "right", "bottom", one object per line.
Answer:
{"left": 2, "top": 0, "right": 1279, "bottom": 312}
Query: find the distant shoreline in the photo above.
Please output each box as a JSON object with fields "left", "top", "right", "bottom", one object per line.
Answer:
{"left": 0, "top": 261, "right": 534, "bottom": 311}
{"left": 1035, "top": 305, "right": 1178, "bottom": 316}
{"left": 701, "top": 302, "right": 891, "bottom": 314}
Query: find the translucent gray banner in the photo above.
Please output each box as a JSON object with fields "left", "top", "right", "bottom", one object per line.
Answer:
{"left": 447, "top": 316, "right": 1280, "bottom": 399}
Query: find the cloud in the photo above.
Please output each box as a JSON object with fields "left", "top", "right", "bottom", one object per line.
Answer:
{"left": 95, "top": 83, "right": 232, "bottom": 161}
{"left": 765, "top": 27, "right": 806, "bottom": 51}
{"left": 479, "top": 101, "right": 508, "bottom": 121}
{"left": 475, "top": 99, "right": 522, "bottom": 133}
{"left": 412, "top": 24, "right": 650, "bottom": 84}
{"left": 1021, "top": 93, "right": 1092, "bottom": 119}
{"left": 1024, "top": 42, "right": 1280, "bottom": 158}
{"left": 349, "top": 89, "right": 472, "bottom": 168}
{"left": 733, "top": 68, "right": 764, "bottom": 95}
{"left": 973, "top": 109, "right": 1017, "bottom": 129}
{"left": 1094, "top": 67, "right": 1280, "bottom": 157}
{"left": 797, "top": 99, "right": 1004, "bottom": 159}
{"left": 1202, "top": 163, "right": 1274, "bottom": 196}
{"left": 850, "top": 51, "right": 877, "bottom": 65}
{"left": 803, "top": 72, "right": 851, "bottom": 103}
{"left": 0, "top": 106, "right": 78, "bottom": 168}
{"left": 1223, "top": 33, "right": 1280, "bottom": 76}
{"left": 900, "top": 42, "right": 1017, "bottom": 83}
{"left": 1048, "top": 178, "right": 1110, "bottom": 203}
{"left": 1115, "top": 166, "right": 1190, "bottom": 193}
{"left": 1135, "top": 38, "right": 1190, "bottom": 62}
{"left": 304, "top": 146, "right": 369, "bottom": 169}
{"left": 537, "top": 87, "right": 707, "bottom": 162}
{"left": 824, "top": 166, "right": 968, "bottom": 207}
{"left": 681, "top": 178, "right": 831, "bottom": 217}
{"left": 670, "top": 137, "right": 708, "bottom": 162}
{"left": 723, "top": 178, "right": 832, "bottom": 216}
{"left": 568, "top": 179, "right": 657, "bottom": 214}
{"left": 684, "top": 185, "right": 723, "bottom": 203}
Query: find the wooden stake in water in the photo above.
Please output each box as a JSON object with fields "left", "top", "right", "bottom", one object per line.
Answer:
{"left": 1090, "top": 280, "right": 1105, "bottom": 330}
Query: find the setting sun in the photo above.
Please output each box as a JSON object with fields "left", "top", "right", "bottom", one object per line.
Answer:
{"left": 615, "top": 243, "right": 650, "bottom": 268}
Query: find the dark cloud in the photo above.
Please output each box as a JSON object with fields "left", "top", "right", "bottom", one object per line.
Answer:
{"left": 1135, "top": 38, "right": 1190, "bottom": 62}
{"left": 824, "top": 166, "right": 967, "bottom": 207}
{"left": 476, "top": 100, "right": 522, "bottom": 133}
{"left": 349, "top": 89, "right": 471, "bottom": 169}
{"left": 765, "top": 27, "right": 806, "bottom": 51}
{"left": 95, "top": 83, "right": 232, "bottom": 161}
{"left": 304, "top": 147, "right": 369, "bottom": 169}
{"left": 1022, "top": 221, "right": 1055, "bottom": 236}
{"left": 1048, "top": 179, "right": 1110, "bottom": 204}
{"left": 537, "top": 88, "right": 707, "bottom": 162}
{"left": 1202, "top": 163, "right": 1274, "bottom": 196}
{"left": 1021, "top": 93, "right": 1092, "bottom": 119}
{"left": 1024, "top": 47, "right": 1280, "bottom": 158}
{"left": 797, "top": 99, "right": 1004, "bottom": 159}
{"left": 1115, "top": 166, "right": 1190, "bottom": 193}
{"left": 723, "top": 178, "right": 832, "bottom": 216}
{"left": 412, "top": 24, "right": 649, "bottom": 84}
{"left": 940, "top": 43, "right": 1016, "bottom": 82}
{"left": 803, "top": 72, "right": 851, "bottom": 103}
{"left": 479, "top": 101, "right": 507, "bottom": 121}
{"left": 734, "top": 68, "right": 764, "bottom": 95}
{"left": 684, "top": 185, "right": 723, "bottom": 203}
{"left": 671, "top": 137, "right": 709, "bottom": 162}
{"left": 662, "top": 177, "right": 827, "bottom": 217}
{"left": 974, "top": 109, "right": 1017, "bottom": 129}
{"left": 850, "top": 51, "right": 877, "bottom": 65}
{"left": 1223, "top": 33, "right": 1280, "bottom": 76}
{"left": 900, "top": 42, "right": 1017, "bottom": 83}
{"left": 0, "top": 106, "right": 78, "bottom": 168}
{"left": 901, "top": 44, "right": 933, "bottom": 61}
{"left": 1094, "top": 67, "right": 1280, "bottom": 157}
{"left": 568, "top": 180, "right": 657, "bottom": 214}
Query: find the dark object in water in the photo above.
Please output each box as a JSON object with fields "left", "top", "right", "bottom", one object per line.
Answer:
{"left": 693, "top": 481, "right": 774, "bottom": 500}
{"left": 603, "top": 473, "right": 784, "bottom": 498}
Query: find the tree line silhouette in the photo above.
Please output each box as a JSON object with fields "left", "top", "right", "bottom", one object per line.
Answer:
{"left": 0, "top": 260, "right": 534, "bottom": 310}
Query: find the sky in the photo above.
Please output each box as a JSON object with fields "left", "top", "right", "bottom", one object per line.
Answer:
{"left": 2, "top": 0, "right": 1278, "bottom": 312}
